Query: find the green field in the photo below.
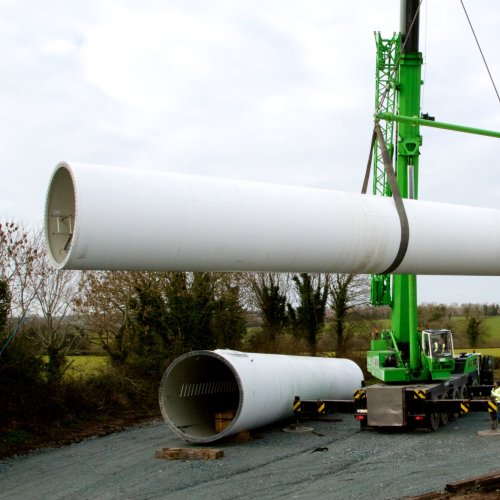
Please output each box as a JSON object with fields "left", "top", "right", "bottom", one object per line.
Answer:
{"left": 447, "top": 315, "right": 500, "bottom": 348}
{"left": 53, "top": 320, "right": 499, "bottom": 381}
{"left": 373, "top": 315, "right": 500, "bottom": 348}
{"left": 453, "top": 347, "right": 500, "bottom": 357}
{"left": 65, "top": 356, "right": 108, "bottom": 378}
{"left": 42, "top": 356, "right": 109, "bottom": 379}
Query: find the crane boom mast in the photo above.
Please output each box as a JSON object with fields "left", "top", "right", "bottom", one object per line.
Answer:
{"left": 392, "top": 0, "right": 422, "bottom": 374}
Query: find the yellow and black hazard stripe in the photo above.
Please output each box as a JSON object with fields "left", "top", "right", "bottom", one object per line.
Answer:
{"left": 317, "top": 401, "right": 326, "bottom": 414}
{"left": 293, "top": 398, "right": 301, "bottom": 414}
{"left": 460, "top": 401, "right": 470, "bottom": 415}
{"left": 488, "top": 400, "right": 498, "bottom": 414}
{"left": 413, "top": 389, "right": 427, "bottom": 401}
{"left": 354, "top": 389, "right": 366, "bottom": 401}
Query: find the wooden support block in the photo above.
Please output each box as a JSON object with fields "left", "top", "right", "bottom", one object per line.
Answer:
{"left": 214, "top": 410, "right": 236, "bottom": 432}
{"left": 227, "top": 431, "right": 252, "bottom": 443}
{"left": 155, "top": 447, "right": 224, "bottom": 460}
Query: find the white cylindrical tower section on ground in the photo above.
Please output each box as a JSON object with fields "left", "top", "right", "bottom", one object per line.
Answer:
{"left": 159, "top": 350, "right": 364, "bottom": 443}
{"left": 44, "top": 161, "right": 500, "bottom": 275}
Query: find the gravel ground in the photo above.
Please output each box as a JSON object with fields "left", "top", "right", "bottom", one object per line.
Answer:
{"left": 1, "top": 412, "right": 499, "bottom": 500}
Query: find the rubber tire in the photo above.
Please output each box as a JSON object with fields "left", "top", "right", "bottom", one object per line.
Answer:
{"left": 440, "top": 393, "right": 449, "bottom": 426}
{"left": 427, "top": 411, "right": 440, "bottom": 432}
{"left": 450, "top": 388, "right": 460, "bottom": 421}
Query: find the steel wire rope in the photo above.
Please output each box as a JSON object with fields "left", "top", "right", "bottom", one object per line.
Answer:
{"left": 460, "top": 0, "right": 500, "bottom": 104}
{"left": 421, "top": 0, "right": 428, "bottom": 107}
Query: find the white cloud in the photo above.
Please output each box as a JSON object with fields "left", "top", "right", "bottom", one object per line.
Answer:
{"left": 40, "top": 39, "right": 77, "bottom": 55}
{"left": 81, "top": 6, "right": 237, "bottom": 113}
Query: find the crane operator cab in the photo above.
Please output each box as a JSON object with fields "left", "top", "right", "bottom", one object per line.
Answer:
{"left": 422, "top": 329, "right": 454, "bottom": 379}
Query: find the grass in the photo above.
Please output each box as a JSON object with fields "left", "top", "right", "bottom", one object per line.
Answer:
{"left": 49, "top": 322, "right": 499, "bottom": 382}
{"left": 373, "top": 315, "right": 500, "bottom": 347}
{"left": 454, "top": 347, "right": 500, "bottom": 357}
{"left": 43, "top": 355, "right": 109, "bottom": 379}
{"left": 65, "top": 356, "right": 108, "bottom": 378}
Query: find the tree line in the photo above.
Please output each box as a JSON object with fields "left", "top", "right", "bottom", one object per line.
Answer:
{"left": 1, "top": 220, "right": 498, "bottom": 455}
{"left": 1, "top": 221, "right": 374, "bottom": 377}
{"left": 2, "top": 220, "right": 498, "bottom": 379}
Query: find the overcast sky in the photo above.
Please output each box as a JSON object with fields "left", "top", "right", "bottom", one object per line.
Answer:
{"left": 1, "top": 0, "right": 499, "bottom": 305}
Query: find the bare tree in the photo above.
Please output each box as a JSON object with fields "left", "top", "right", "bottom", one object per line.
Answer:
{"left": 329, "top": 274, "right": 370, "bottom": 357}
{"left": 76, "top": 270, "right": 152, "bottom": 362}
{"left": 210, "top": 273, "right": 247, "bottom": 350}
{"left": 0, "top": 221, "right": 40, "bottom": 355}
{"left": 0, "top": 222, "right": 83, "bottom": 382}
{"left": 288, "top": 273, "right": 329, "bottom": 356}
{"left": 78, "top": 271, "right": 246, "bottom": 362}
{"left": 0, "top": 279, "right": 9, "bottom": 335}
{"left": 0, "top": 222, "right": 39, "bottom": 314}
{"left": 418, "top": 303, "right": 449, "bottom": 330}
{"left": 244, "top": 273, "right": 291, "bottom": 349}
{"left": 23, "top": 231, "right": 82, "bottom": 382}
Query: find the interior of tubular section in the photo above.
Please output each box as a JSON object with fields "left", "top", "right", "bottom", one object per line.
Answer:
{"left": 159, "top": 354, "right": 241, "bottom": 440}
{"left": 45, "top": 165, "right": 76, "bottom": 265}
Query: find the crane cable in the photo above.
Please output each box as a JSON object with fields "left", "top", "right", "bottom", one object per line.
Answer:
{"left": 460, "top": 0, "right": 500, "bottom": 104}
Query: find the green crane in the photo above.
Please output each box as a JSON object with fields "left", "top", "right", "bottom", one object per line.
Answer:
{"left": 365, "top": 1, "right": 497, "bottom": 389}
{"left": 368, "top": 0, "right": 423, "bottom": 383}
{"left": 295, "top": 0, "right": 497, "bottom": 432}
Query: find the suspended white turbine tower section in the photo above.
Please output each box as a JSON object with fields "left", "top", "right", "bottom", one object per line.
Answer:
{"left": 45, "top": 161, "right": 500, "bottom": 276}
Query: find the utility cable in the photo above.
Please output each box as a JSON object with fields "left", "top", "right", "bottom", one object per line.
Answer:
{"left": 421, "top": 0, "right": 428, "bottom": 107}
{"left": 460, "top": 0, "right": 500, "bottom": 104}
{"left": 0, "top": 314, "right": 26, "bottom": 358}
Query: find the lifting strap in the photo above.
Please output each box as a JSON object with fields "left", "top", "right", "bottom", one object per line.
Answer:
{"left": 361, "top": 129, "right": 377, "bottom": 195}
{"left": 362, "top": 123, "right": 410, "bottom": 274}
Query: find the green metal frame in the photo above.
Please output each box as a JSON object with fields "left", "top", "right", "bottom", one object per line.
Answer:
{"left": 377, "top": 112, "right": 500, "bottom": 139}
{"left": 370, "top": 32, "right": 400, "bottom": 308}
{"left": 373, "top": 32, "right": 400, "bottom": 198}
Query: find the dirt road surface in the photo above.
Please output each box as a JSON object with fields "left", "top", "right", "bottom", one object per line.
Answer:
{"left": 1, "top": 412, "right": 499, "bottom": 499}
